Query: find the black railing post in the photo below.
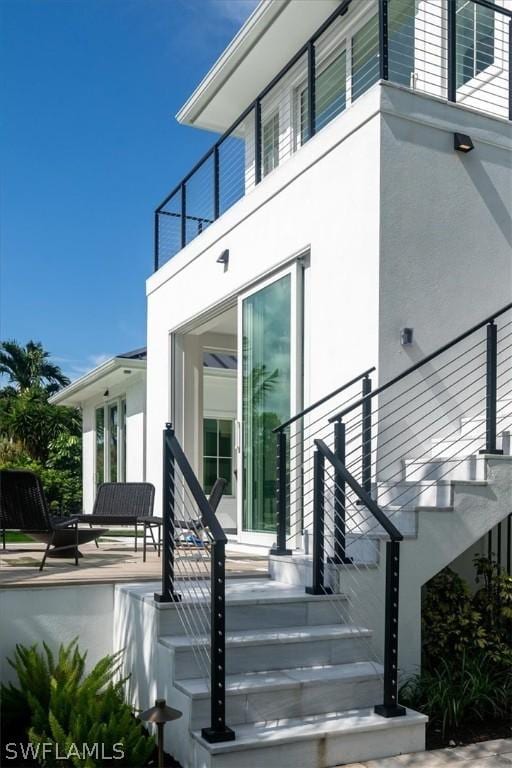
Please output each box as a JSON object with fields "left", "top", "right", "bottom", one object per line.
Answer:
{"left": 375, "top": 541, "right": 406, "bottom": 718}
{"left": 307, "top": 39, "right": 316, "bottom": 139}
{"left": 180, "top": 184, "right": 187, "bottom": 249}
{"left": 447, "top": 0, "right": 457, "bottom": 102}
{"left": 362, "top": 374, "right": 373, "bottom": 497}
{"left": 154, "top": 424, "right": 181, "bottom": 603}
{"left": 201, "top": 539, "right": 236, "bottom": 743}
{"left": 271, "top": 430, "right": 292, "bottom": 556}
{"left": 306, "top": 450, "right": 332, "bottom": 595}
{"left": 480, "top": 321, "right": 503, "bottom": 455}
{"left": 331, "top": 420, "right": 352, "bottom": 564}
{"left": 154, "top": 212, "right": 160, "bottom": 272}
{"left": 214, "top": 145, "right": 220, "bottom": 220}
{"left": 379, "top": 0, "right": 389, "bottom": 81}
{"left": 254, "top": 99, "right": 262, "bottom": 184}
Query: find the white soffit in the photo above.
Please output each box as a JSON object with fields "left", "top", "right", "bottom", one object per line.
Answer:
{"left": 177, "top": 0, "right": 342, "bottom": 133}
{"left": 49, "top": 358, "right": 146, "bottom": 407}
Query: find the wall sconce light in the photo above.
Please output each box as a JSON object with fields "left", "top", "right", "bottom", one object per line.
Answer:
{"left": 103, "top": 389, "right": 109, "bottom": 398}
{"left": 216, "top": 249, "right": 229, "bottom": 268}
{"left": 400, "top": 328, "right": 414, "bottom": 346}
{"left": 454, "top": 133, "right": 474, "bottom": 153}
{"left": 123, "top": 369, "right": 132, "bottom": 374}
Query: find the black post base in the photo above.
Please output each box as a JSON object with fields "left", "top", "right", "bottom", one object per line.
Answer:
{"left": 270, "top": 547, "right": 293, "bottom": 556}
{"left": 479, "top": 449, "right": 504, "bottom": 455}
{"left": 154, "top": 591, "right": 181, "bottom": 603}
{"left": 305, "top": 585, "right": 333, "bottom": 595}
{"left": 375, "top": 703, "right": 407, "bottom": 718}
{"left": 201, "top": 726, "right": 236, "bottom": 744}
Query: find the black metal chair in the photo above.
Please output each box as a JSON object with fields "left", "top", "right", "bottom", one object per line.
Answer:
{"left": 76, "top": 482, "right": 156, "bottom": 556}
{"left": 0, "top": 470, "right": 107, "bottom": 571}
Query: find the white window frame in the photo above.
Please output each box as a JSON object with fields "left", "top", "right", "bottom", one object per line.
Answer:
{"left": 262, "top": 110, "right": 280, "bottom": 177}
{"left": 454, "top": 0, "right": 505, "bottom": 100}
{"left": 202, "top": 415, "right": 236, "bottom": 499}
{"left": 95, "top": 396, "right": 126, "bottom": 486}
{"left": 292, "top": 0, "right": 377, "bottom": 150}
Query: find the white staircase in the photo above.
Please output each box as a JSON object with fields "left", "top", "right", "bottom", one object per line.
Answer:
{"left": 115, "top": 580, "right": 426, "bottom": 768}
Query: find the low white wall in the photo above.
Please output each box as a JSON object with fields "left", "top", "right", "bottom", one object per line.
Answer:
{"left": 0, "top": 585, "right": 114, "bottom": 685}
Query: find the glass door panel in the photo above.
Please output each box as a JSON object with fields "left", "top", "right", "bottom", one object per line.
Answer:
{"left": 241, "top": 274, "right": 292, "bottom": 533}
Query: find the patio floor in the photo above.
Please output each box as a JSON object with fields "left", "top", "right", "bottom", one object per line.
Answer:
{"left": 0, "top": 535, "right": 269, "bottom": 588}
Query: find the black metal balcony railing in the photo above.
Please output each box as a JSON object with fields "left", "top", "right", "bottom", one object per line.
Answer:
{"left": 154, "top": 0, "right": 512, "bottom": 271}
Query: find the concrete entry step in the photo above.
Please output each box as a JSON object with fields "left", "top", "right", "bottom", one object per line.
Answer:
{"left": 191, "top": 707, "right": 427, "bottom": 768}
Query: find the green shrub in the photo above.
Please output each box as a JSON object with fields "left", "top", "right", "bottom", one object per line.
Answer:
{"left": 400, "top": 652, "right": 512, "bottom": 740}
{"left": 1, "top": 639, "right": 155, "bottom": 767}
{"left": 402, "top": 556, "right": 512, "bottom": 744}
{"left": 421, "top": 567, "right": 486, "bottom": 664}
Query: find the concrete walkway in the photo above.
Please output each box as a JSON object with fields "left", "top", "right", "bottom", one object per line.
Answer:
{"left": 342, "top": 739, "right": 512, "bottom": 767}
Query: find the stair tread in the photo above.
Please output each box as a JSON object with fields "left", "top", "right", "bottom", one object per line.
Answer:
{"left": 177, "top": 660, "right": 384, "bottom": 699}
{"left": 160, "top": 624, "right": 371, "bottom": 650}
{"left": 192, "top": 706, "right": 427, "bottom": 753}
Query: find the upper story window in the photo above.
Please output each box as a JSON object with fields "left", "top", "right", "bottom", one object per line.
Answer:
{"left": 262, "top": 112, "right": 280, "bottom": 176}
{"left": 456, "top": 0, "right": 495, "bottom": 88}
{"left": 297, "top": 49, "right": 347, "bottom": 145}
{"left": 351, "top": 14, "right": 380, "bottom": 102}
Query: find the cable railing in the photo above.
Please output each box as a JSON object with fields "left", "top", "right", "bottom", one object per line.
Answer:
{"left": 274, "top": 301, "right": 512, "bottom": 718}
{"left": 154, "top": 0, "right": 511, "bottom": 271}
{"left": 154, "top": 424, "right": 235, "bottom": 744}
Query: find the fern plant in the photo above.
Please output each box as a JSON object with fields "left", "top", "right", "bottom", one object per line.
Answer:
{"left": 1, "top": 639, "right": 155, "bottom": 767}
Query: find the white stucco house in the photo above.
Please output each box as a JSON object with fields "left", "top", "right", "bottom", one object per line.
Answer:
{"left": 49, "top": 0, "right": 511, "bottom": 765}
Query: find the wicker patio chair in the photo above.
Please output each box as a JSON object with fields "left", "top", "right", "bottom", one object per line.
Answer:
{"left": 0, "top": 469, "right": 107, "bottom": 571}
{"left": 76, "top": 482, "right": 156, "bottom": 555}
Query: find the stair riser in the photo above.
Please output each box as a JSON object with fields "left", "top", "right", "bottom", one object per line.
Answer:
{"left": 376, "top": 482, "right": 452, "bottom": 509}
{"left": 430, "top": 433, "right": 510, "bottom": 458}
{"left": 403, "top": 458, "right": 486, "bottom": 482}
{"left": 169, "top": 636, "right": 372, "bottom": 679}
{"left": 192, "top": 720, "right": 426, "bottom": 768}
{"left": 158, "top": 599, "right": 346, "bottom": 636}
{"left": 190, "top": 677, "right": 382, "bottom": 729}
{"left": 345, "top": 537, "right": 380, "bottom": 565}
{"left": 344, "top": 509, "right": 417, "bottom": 538}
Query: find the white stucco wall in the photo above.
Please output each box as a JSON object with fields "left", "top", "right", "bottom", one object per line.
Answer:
{"left": 146, "top": 82, "right": 383, "bottom": 516}
{"left": 81, "top": 374, "right": 146, "bottom": 514}
{"left": 0, "top": 585, "right": 114, "bottom": 684}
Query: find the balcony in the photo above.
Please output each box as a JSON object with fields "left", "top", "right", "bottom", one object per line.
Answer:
{"left": 154, "top": 0, "right": 511, "bottom": 272}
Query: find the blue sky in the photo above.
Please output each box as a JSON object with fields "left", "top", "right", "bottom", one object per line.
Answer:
{"left": 0, "top": 0, "right": 258, "bottom": 379}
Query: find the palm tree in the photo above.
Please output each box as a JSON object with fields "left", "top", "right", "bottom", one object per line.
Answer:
{"left": 0, "top": 340, "right": 70, "bottom": 394}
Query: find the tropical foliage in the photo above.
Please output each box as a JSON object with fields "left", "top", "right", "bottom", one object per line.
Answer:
{"left": 0, "top": 340, "right": 81, "bottom": 511}
{"left": 1, "top": 639, "right": 155, "bottom": 767}
{"left": 400, "top": 555, "right": 512, "bottom": 743}
{"left": 0, "top": 340, "right": 70, "bottom": 394}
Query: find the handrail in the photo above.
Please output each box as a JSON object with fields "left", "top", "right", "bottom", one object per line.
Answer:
{"left": 329, "top": 301, "right": 512, "bottom": 423}
{"left": 274, "top": 366, "right": 376, "bottom": 432}
{"left": 154, "top": 0, "right": 354, "bottom": 215}
{"left": 165, "top": 426, "right": 227, "bottom": 543}
{"left": 315, "top": 439, "right": 403, "bottom": 542}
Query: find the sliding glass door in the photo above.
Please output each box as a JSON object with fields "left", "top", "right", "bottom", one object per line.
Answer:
{"left": 238, "top": 267, "right": 301, "bottom": 536}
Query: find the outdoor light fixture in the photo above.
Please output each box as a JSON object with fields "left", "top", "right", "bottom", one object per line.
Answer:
{"left": 103, "top": 389, "right": 109, "bottom": 398}
{"left": 123, "top": 369, "right": 132, "bottom": 374}
{"left": 454, "top": 133, "right": 474, "bottom": 153}
{"left": 216, "top": 248, "right": 229, "bottom": 266}
{"left": 400, "top": 328, "right": 414, "bottom": 346}
{"left": 140, "top": 698, "right": 182, "bottom": 768}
